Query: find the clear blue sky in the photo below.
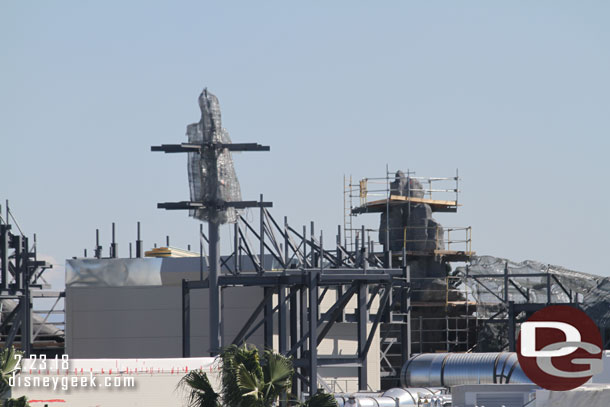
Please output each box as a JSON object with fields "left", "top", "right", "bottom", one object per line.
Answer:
{"left": 1, "top": 1, "right": 609, "bottom": 290}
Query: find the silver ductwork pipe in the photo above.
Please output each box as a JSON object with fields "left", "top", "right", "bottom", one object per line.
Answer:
{"left": 334, "top": 388, "right": 443, "bottom": 407}
{"left": 401, "top": 352, "right": 532, "bottom": 388}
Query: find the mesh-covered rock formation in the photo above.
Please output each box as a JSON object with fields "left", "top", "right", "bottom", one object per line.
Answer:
{"left": 187, "top": 88, "right": 242, "bottom": 224}
{"left": 379, "top": 171, "right": 444, "bottom": 253}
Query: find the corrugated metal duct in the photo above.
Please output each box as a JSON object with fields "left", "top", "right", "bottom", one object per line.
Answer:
{"left": 401, "top": 352, "right": 532, "bottom": 388}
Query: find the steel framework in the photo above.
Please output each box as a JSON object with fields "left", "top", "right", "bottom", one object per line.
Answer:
{"left": 152, "top": 141, "right": 413, "bottom": 395}
{"left": 0, "top": 201, "right": 64, "bottom": 356}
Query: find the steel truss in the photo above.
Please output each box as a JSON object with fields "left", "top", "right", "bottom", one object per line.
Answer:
{"left": 152, "top": 141, "right": 413, "bottom": 395}
{"left": 0, "top": 202, "right": 64, "bottom": 356}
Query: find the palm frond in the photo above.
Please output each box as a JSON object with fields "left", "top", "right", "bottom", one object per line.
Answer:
{"left": 221, "top": 344, "right": 264, "bottom": 407}
{"left": 304, "top": 392, "right": 338, "bottom": 407}
{"left": 177, "top": 369, "right": 220, "bottom": 407}
{"left": 262, "top": 350, "right": 293, "bottom": 400}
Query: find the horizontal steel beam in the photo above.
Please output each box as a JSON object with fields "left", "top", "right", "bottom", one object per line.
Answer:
{"left": 158, "top": 200, "right": 273, "bottom": 210}
{"left": 293, "top": 358, "right": 362, "bottom": 367}
{"left": 151, "top": 143, "right": 270, "bottom": 153}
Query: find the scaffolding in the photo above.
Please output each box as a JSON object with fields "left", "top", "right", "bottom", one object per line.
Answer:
{"left": 343, "top": 169, "right": 473, "bottom": 267}
{"left": 0, "top": 201, "right": 64, "bottom": 356}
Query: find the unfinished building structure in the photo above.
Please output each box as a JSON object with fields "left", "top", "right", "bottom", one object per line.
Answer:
{"left": 0, "top": 203, "right": 64, "bottom": 356}
{"left": 44, "top": 88, "right": 610, "bottom": 401}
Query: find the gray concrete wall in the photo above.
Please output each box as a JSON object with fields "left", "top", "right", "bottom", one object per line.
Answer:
{"left": 66, "top": 285, "right": 264, "bottom": 358}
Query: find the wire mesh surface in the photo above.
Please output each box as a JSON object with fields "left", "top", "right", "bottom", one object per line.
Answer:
{"left": 186, "top": 89, "right": 241, "bottom": 224}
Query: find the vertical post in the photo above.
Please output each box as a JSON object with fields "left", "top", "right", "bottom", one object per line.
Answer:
{"left": 354, "top": 232, "right": 360, "bottom": 266}
{"left": 289, "top": 285, "right": 300, "bottom": 396}
{"left": 308, "top": 269, "right": 318, "bottom": 394}
{"left": 95, "top": 229, "right": 101, "bottom": 259}
{"left": 546, "top": 268, "right": 551, "bottom": 304}
{"left": 200, "top": 224, "right": 204, "bottom": 281}
{"left": 278, "top": 286, "right": 287, "bottom": 353}
{"left": 385, "top": 164, "right": 391, "bottom": 267}
{"left": 445, "top": 314, "right": 449, "bottom": 351}
{"left": 284, "top": 217, "right": 289, "bottom": 267}
{"left": 208, "top": 218, "right": 221, "bottom": 356}
{"left": 22, "top": 237, "right": 31, "bottom": 356}
{"left": 14, "top": 235, "right": 22, "bottom": 290}
{"left": 0, "top": 224, "right": 9, "bottom": 291}
{"left": 129, "top": 243, "right": 132, "bottom": 258}
{"left": 310, "top": 222, "right": 316, "bottom": 267}
{"left": 336, "top": 225, "right": 343, "bottom": 267}
{"left": 508, "top": 301, "right": 515, "bottom": 352}
{"left": 302, "top": 226, "right": 307, "bottom": 268}
{"left": 136, "top": 222, "right": 142, "bottom": 258}
{"left": 362, "top": 245, "right": 368, "bottom": 274}
{"left": 234, "top": 219, "right": 240, "bottom": 273}
{"left": 419, "top": 315, "right": 423, "bottom": 353}
{"left": 280, "top": 219, "right": 289, "bottom": 355}
{"left": 357, "top": 281, "right": 368, "bottom": 390}
{"left": 259, "top": 194, "right": 265, "bottom": 273}
{"left": 166, "top": 236, "right": 170, "bottom": 247}
{"left": 401, "top": 246, "right": 412, "bottom": 362}
{"left": 111, "top": 223, "right": 117, "bottom": 258}
{"left": 299, "top": 284, "right": 308, "bottom": 392}
{"left": 503, "top": 262, "right": 509, "bottom": 304}
{"left": 182, "top": 279, "right": 190, "bottom": 357}
{"left": 264, "top": 287, "right": 274, "bottom": 350}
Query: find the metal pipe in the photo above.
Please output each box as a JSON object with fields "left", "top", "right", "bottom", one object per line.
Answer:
{"left": 135, "top": 222, "right": 142, "bottom": 258}
{"left": 208, "top": 218, "right": 221, "bottom": 356}
{"left": 95, "top": 229, "right": 101, "bottom": 259}
{"left": 111, "top": 223, "right": 117, "bottom": 258}
{"left": 335, "top": 388, "right": 443, "bottom": 407}
{"left": 400, "top": 352, "right": 531, "bottom": 388}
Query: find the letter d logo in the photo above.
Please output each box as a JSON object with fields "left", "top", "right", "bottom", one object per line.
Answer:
{"left": 517, "top": 305, "right": 603, "bottom": 391}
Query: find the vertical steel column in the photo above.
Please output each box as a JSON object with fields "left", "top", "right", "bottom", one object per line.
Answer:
{"left": 135, "top": 222, "right": 142, "bottom": 258}
{"left": 278, "top": 285, "right": 287, "bottom": 407}
{"left": 0, "top": 224, "right": 9, "bottom": 291}
{"left": 278, "top": 220, "right": 288, "bottom": 354}
{"left": 259, "top": 194, "right": 265, "bottom": 272}
{"left": 336, "top": 225, "right": 343, "bottom": 267}
{"left": 264, "top": 287, "right": 274, "bottom": 350}
{"left": 95, "top": 229, "right": 101, "bottom": 259}
{"left": 277, "top": 215, "right": 289, "bottom": 353}
{"left": 308, "top": 269, "right": 318, "bottom": 394}
{"left": 200, "top": 224, "right": 204, "bottom": 281}
{"left": 208, "top": 217, "right": 221, "bottom": 356}
{"left": 14, "top": 235, "right": 22, "bottom": 290}
{"left": 508, "top": 301, "right": 515, "bottom": 352}
{"left": 234, "top": 220, "right": 240, "bottom": 273}
{"left": 310, "top": 222, "right": 316, "bottom": 267}
{"left": 289, "top": 285, "right": 300, "bottom": 396}
{"left": 111, "top": 223, "right": 118, "bottom": 258}
{"left": 546, "top": 270, "right": 551, "bottom": 304}
{"left": 182, "top": 279, "right": 191, "bottom": 357}
{"left": 385, "top": 165, "right": 391, "bottom": 267}
{"left": 504, "top": 262, "right": 509, "bottom": 303}
{"left": 22, "top": 237, "right": 31, "bottom": 356}
{"left": 357, "top": 281, "right": 368, "bottom": 390}
{"left": 300, "top": 282, "right": 308, "bottom": 392}
{"left": 400, "top": 246, "right": 412, "bottom": 362}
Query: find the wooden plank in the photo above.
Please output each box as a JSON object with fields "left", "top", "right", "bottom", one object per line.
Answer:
{"left": 352, "top": 195, "right": 459, "bottom": 214}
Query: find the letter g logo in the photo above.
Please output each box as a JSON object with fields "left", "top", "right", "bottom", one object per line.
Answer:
{"left": 517, "top": 305, "right": 603, "bottom": 391}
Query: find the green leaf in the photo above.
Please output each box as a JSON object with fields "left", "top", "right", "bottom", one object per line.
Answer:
{"left": 177, "top": 369, "right": 220, "bottom": 407}
{"left": 304, "top": 392, "right": 338, "bottom": 407}
{"left": 262, "top": 350, "right": 293, "bottom": 401}
{"left": 236, "top": 363, "right": 262, "bottom": 399}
